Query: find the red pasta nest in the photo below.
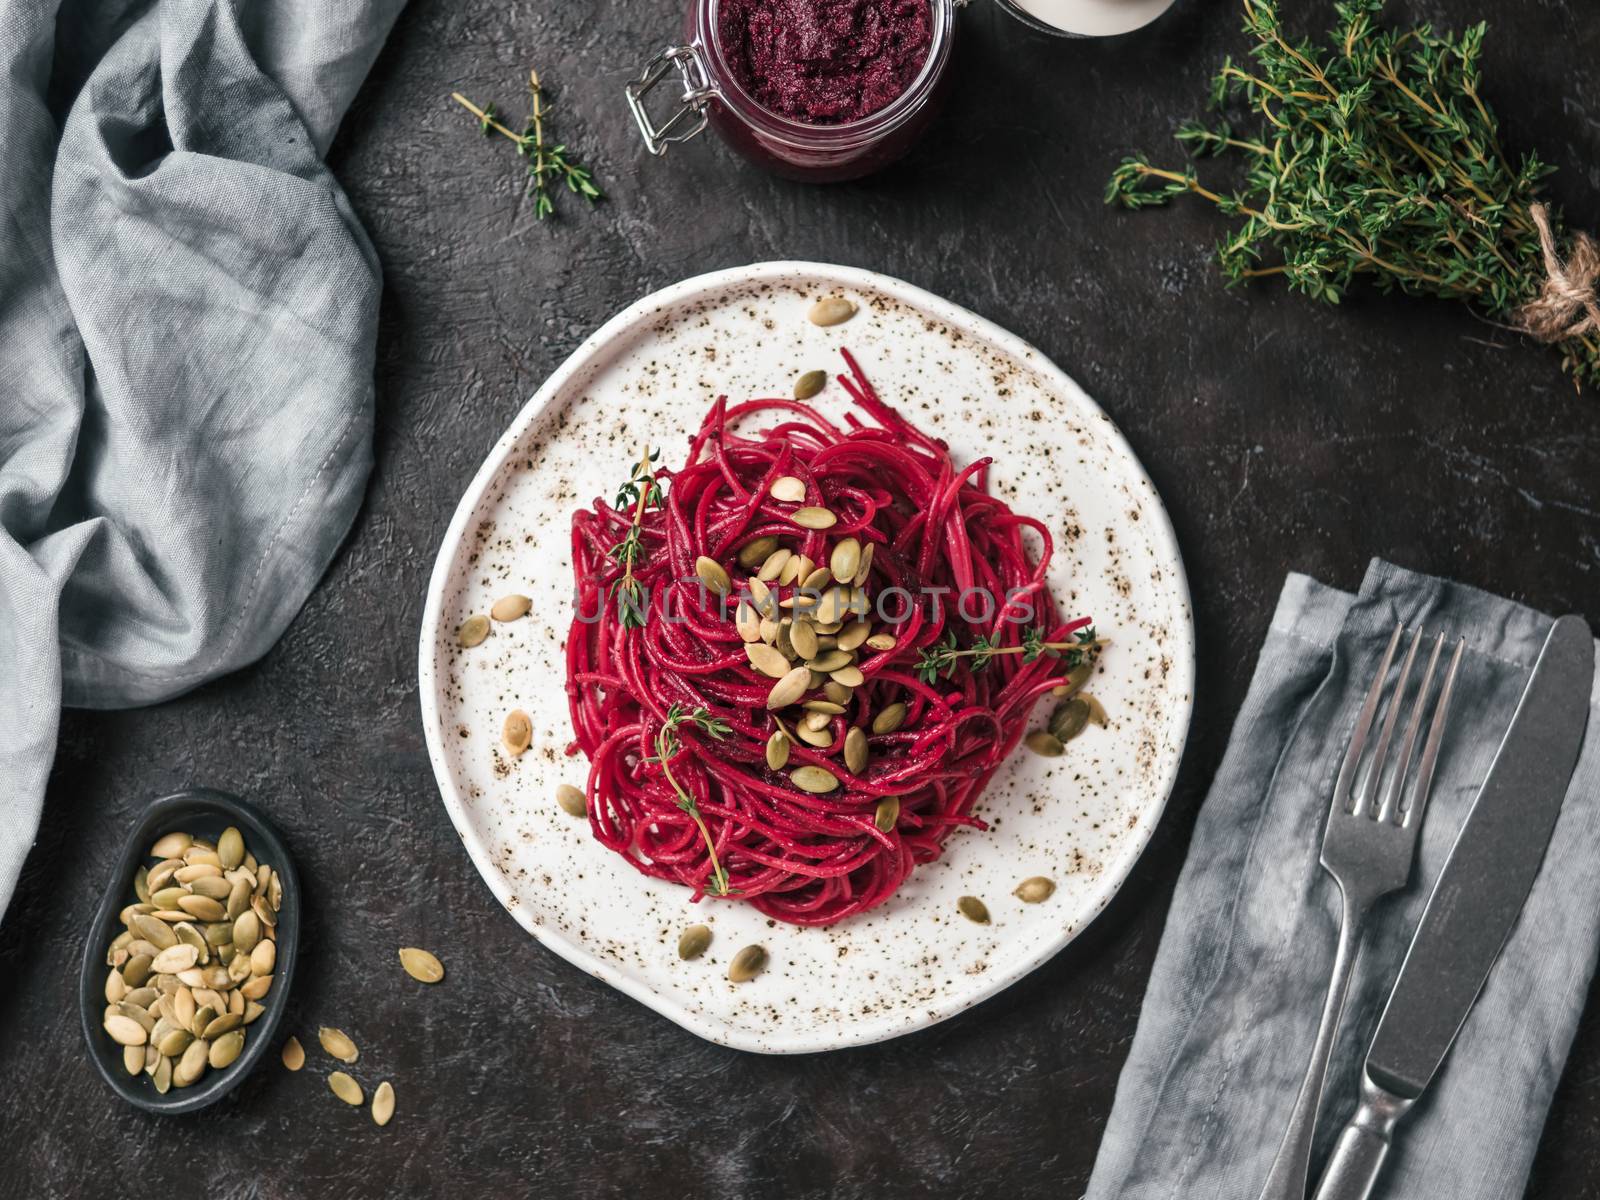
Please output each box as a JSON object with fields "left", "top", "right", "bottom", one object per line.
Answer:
{"left": 565, "top": 351, "right": 1091, "bottom": 926}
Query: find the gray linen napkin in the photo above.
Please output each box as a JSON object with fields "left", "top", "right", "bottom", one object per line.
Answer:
{"left": 1087, "top": 560, "right": 1600, "bottom": 1200}
{"left": 0, "top": 0, "right": 404, "bottom": 920}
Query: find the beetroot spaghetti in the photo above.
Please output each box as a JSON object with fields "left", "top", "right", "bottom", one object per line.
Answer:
{"left": 565, "top": 351, "right": 1098, "bottom": 926}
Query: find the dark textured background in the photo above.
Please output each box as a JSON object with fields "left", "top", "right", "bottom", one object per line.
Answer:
{"left": 6, "top": 0, "right": 1600, "bottom": 1195}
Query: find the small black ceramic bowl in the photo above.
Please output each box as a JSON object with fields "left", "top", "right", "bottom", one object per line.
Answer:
{"left": 79, "top": 788, "right": 299, "bottom": 1114}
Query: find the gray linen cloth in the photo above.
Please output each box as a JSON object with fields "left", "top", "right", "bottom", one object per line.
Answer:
{"left": 0, "top": 0, "right": 404, "bottom": 919}
{"left": 1087, "top": 560, "right": 1600, "bottom": 1199}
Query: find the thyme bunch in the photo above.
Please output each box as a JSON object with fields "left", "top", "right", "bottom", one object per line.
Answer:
{"left": 1106, "top": 0, "right": 1600, "bottom": 387}
{"left": 452, "top": 69, "right": 602, "bottom": 221}
{"left": 916, "top": 627, "right": 1102, "bottom": 685}
{"left": 646, "top": 704, "right": 736, "bottom": 897}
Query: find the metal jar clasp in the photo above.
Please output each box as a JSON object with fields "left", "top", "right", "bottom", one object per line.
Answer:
{"left": 624, "top": 45, "right": 715, "bottom": 156}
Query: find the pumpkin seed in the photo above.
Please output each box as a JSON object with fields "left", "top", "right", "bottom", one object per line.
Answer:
{"left": 251, "top": 940, "right": 276, "bottom": 976}
{"left": 173, "top": 988, "right": 196, "bottom": 1028}
{"left": 105, "top": 969, "right": 127, "bottom": 1004}
{"left": 151, "top": 945, "right": 198, "bottom": 974}
{"left": 122, "top": 1043, "right": 144, "bottom": 1076}
{"left": 829, "top": 538, "right": 861, "bottom": 583}
{"left": 765, "top": 731, "right": 791, "bottom": 771}
{"left": 792, "top": 506, "right": 837, "bottom": 530}
{"left": 1053, "top": 661, "right": 1093, "bottom": 697}
{"left": 204, "top": 1012, "right": 244, "bottom": 1040}
{"left": 806, "top": 649, "right": 851, "bottom": 673}
{"left": 244, "top": 1001, "right": 265, "bottom": 1025}
{"left": 770, "top": 475, "right": 807, "bottom": 503}
{"left": 756, "top": 547, "right": 792, "bottom": 581}
{"left": 1014, "top": 877, "right": 1057, "bottom": 903}
{"left": 240, "top": 974, "right": 273, "bottom": 1001}
{"left": 233, "top": 911, "right": 262, "bottom": 955}
{"left": 694, "top": 555, "right": 731, "bottom": 597}
{"left": 823, "top": 681, "right": 854, "bottom": 705}
{"left": 187, "top": 875, "right": 231, "bottom": 901}
{"left": 791, "top": 765, "right": 840, "bottom": 794}
{"left": 1049, "top": 698, "right": 1090, "bottom": 744}
{"left": 766, "top": 666, "right": 812, "bottom": 709}
{"left": 844, "top": 727, "right": 869, "bottom": 775}
{"left": 281, "top": 1035, "right": 305, "bottom": 1071}
{"left": 329, "top": 1071, "right": 364, "bottom": 1106}
{"left": 502, "top": 709, "right": 533, "bottom": 758}
{"left": 490, "top": 593, "right": 532, "bottom": 622}
{"left": 191, "top": 1005, "right": 218, "bottom": 1036}
{"left": 1082, "top": 694, "right": 1109, "bottom": 727}
{"left": 153, "top": 1055, "right": 172, "bottom": 1093}
{"left": 133, "top": 914, "right": 177, "bottom": 951}
{"left": 773, "top": 619, "right": 796, "bottom": 659}
{"left": 807, "top": 296, "right": 857, "bottom": 326}
{"left": 874, "top": 796, "right": 900, "bottom": 833}
{"left": 815, "top": 586, "right": 852, "bottom": 624}
{"left": 737, "top": 536, "right": 780, "bottom": 571}
{"left": 319, "top": 1027, "right": 359, "bottom": 1064}
{"left": 104, "top": 1015, "right": 147, "bottom": 1046}
{"left": 556, "top": 784, "right": 588, "bottom": 817}
{"left": 174, "top": 1038, "right": 208, "bottom": 1088}
{"left": 836, "top": 621, "right": 870, "bottom": 652}
{"left": 789, "top": 619, "right": 820, "bottom": 661}
{"left": 226, "top": 875, "right": 252, "bottom": 919}
{"left": 157, "top": 1027, "right": 194, "bottom": 1057}
{"left": 957, "top": 896, "right": 991, "bottom": 925}
{"left": 133, "top": 867, "right": 150, "bottom": 904}
{"left": 1025, "top": 730, "right": 1064, "bottom": 757}
{"left": 217, "top": 826, "right": 244, "bottom": 870}
{"left": 399, "top": 947, "right": 445, "bottom": 984}
{"left": 853, "top": 542, "right": 876, "bottom": 585}
{"left": 457, "top": 614, "right": 491, "bottom": 647}
{"left": 830, "top": 665, "right": 865, "bottom": 688}
{"left": 728, "top": 944, "right": 768, "bottom": 982}
{"left": 209, "top": 1029, "right": 245, "bottom": 1069}
{"left": 777, "top": 552, "right": 805, "bottom": 585}
{"left": 793, "top": 369, "right": 827, "bottom": 400}
{"left": 150, "top": 832, "right": 192, "bottom": 859}
{"left": 735, "top": 602, "right": 762, "bottom": 642}
{"left": 267, "top": 869, "right": 283, "bottom": 913}
{"left": 802, "top": 709, "right": 833, "bottom": 731}
{"left": 122, "top": 954, "right": 153, "bottom": 989}
{"left": 746, "top": 642, "right": 792, "bottom": 679}
{"left": 372, "top": 1080, "right": 396, "bottom": 1127}
{"left": 797, "top": 723, "right": 834, "bottom": 749}
{"left": 116, "top": 1001, "right": 156, "bottom": 1032}
{"left": 678, "top": 924, "right": 712, "bottom": 960}
{"left": 865, "top": 632, "right": 897, "bottom": 652}
{"left": 185, "top": 847, "right": 223, "bottom": 868}
{"left": 177, "top": 894, "right": 226, "bottom": 922}
{"left": 204, "top": 921, "right": 233, "bottom": 948}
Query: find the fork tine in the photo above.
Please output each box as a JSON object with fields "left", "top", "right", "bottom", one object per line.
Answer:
{"left": 1357, "top": 627, "right": 1425, "bottom": 817}
{"left": 1398, "top": 637, "right": 1465, "bottom": 829}
{"left": 1333, "top": 624, "right": 1404, "bottom": 815}
{"left": 1376, "top": 633, "right": 1445, "bottom": 824}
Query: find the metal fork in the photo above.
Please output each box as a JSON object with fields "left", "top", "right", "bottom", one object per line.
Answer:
{"left": 1256, "top": 624, "right": 1465, "bottom": 1200}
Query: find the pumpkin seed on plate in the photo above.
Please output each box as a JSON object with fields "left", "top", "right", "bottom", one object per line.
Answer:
{"left": 151, "top": 944, "right": 198, "bottom": 974}
{"left": 152, "top": 1055, "right": 172, "bottom": 1094}
{"left": 871, "top": 702, "right": 908, "bottom": 734}
{"left": 251, "top": 940, "right": 276, "bottom": 976}
{"left": 828, "top": 538, "right": 861, "bottom": 583}
{"left": 457, "top": 614, "right": 491, "bottom": 647}
{"left": 852, "top": 542, "right": 875, "bottom": 585}
{"left": 1082, "top": 694, "right": 1109, "bottom": 727}
{"left": 728, "top": 944, "right": 768, "bottom": 982}
{"left": 864, "top": 632, "right": 897, "bottom": 652}
{"left": 844, "top": 727, "right": 869, "bottom": 775}
{"left": 133, "top": 914, "right": 177, "bottom": 951}
{"left": 556, "top": 783, "right": 588, "bottom": 817}
{"left": 329, "top": 1071, "right": 363, "bottom": 1106}
{"left": 770, "top": 475, "right": 807, "bottom": 503}
{"left": 319, "top": 1026, "right": 359, "bottom": 1064}
{"left": 694, "top": 555, "right": 731, "bottom": 597}
{"left": 793, "top": 369, "right": 827, "bottom": 400}
{"left": 807, "top": 296, "right": 857, "bottom": 326}
{"left": 502, "top": 709, "right": 533, "bottom": 757}
{"left": 830, "top": 665, "right": 865, "bottom": 688}
{"left": 791, "top": 765, "right": 839, "bottom": 794}
{"left": 372, "top": 1080, "right": 396, "bottom": 1127}
{"left": 836, "top": 621, "right": 870, "bottom": 651}
{"left": 957, "top": 896, "right": 991, "bottom": 924}
{"left": 1049, "top": 698, "right": 1091, "bottom": 744}
{"left": 791, "top": 506, "right": 837, "bottom": 530}
{"left": 177, "top": 894, "right": 226, "bottom": 922}
{"left": 1025, "top": 730, "right": 1064, "bottom": 757}
{"left": 281, "top": 1035, "right": 305, "bottom": 1071}
{"left": 765, "top": 730, "right": 791, "bottom": 771}
{"left": 1014, "top": 877, "right": 1057, "bottom": 903}
{"left": 240, "top": 974, "right": 273, "bottom": 1001}
{"left": 736, "top": 536, "right": 780, "bottom": 571}
{"left": 233, "top": 910, "right": 262, "bottom": 955}
{"left": 789, "top": 619, "right": 820, "bottom": 661}
{"left": 678, "top": 924, "right": 712, "bottom": 960}
{"left": 399, "top": 947, "right": 445, "bottom": 984}
{"left": 122, "top": 954, "right": 153, "bottom": 989}
{"left": 874, "top": 796, "right": 900, "bottom": 833}
{"left": 735, "top": 602, "right": 762, "bottom": 643}
{"left": 766, "top": 666, "right": 812, "bottom": 710}
{"left": 746, "top": 642, "right": 792, "bottom": 679}
{"left": 490, "top": 593, "right": 532, "bottom": 622}
{"left": 756, "top": 547, "right": 792, "bottom": 581}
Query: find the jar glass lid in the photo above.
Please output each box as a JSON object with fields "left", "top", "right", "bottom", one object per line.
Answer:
{"left": 992, "top": 0, "right": 1181, "bottom": 38}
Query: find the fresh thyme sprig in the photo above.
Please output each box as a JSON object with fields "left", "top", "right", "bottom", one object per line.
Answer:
{"left": 1105, "top": 0, "right": 1600, "bottom": 387}
{"left": 915, "top": 627, "right": 1103, "bottom": 685}
{"left": 607, "top": 444, "right": 662, "bottom": 630}
{"left": 645, "top": 703, "right": 736, "bottom": 897}
{"left": 451, "top": 69, "right": 602, "bottom": 221}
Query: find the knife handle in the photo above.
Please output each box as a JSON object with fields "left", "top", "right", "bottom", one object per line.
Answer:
{"left": 1312, "top": 1074, "right": 1413, "bottom": 1200}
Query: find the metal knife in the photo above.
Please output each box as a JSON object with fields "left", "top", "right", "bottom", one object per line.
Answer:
{"left": 1312, "top": 613, "right": 1594, "bottom": 1200}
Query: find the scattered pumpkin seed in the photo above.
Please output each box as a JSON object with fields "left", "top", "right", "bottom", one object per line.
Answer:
{"left": 791, "top": 765, "right": 840, "bottom": 794}
{"left": 766, "top": 666, "right": 812, "bottom": 709}
{"left": 457, "top": 614, "right": 490, "bottom": 647}
{"left": 957, "top": 896, "right": 991, "bottom": 924}
{"left": 728, "top": 944, "right": 768, "bottom": 982}
{"left": 865, "top": 632, "right": 897, "bottom": 652}
{"left": 372, "top": 1080, "right": 396, "bottom": 1127}
{"left": 319, "top": 1027, "right": 359, "bottom": 1064}
{"left": 678, "top": 924, "right": 712, "bottom": 960}
{"left": 1082, "top": 694, "right": 1109, "bottom": 727}
{"left": 872, "top": 702, "right": 908, "bottom": 735}
{"left": 792, "top": 506, "right": 837, "bottom": 530}
{"left": 737, "top": 536, "right": 780, "bottom": 571}
{"left": 843, "top": 727, "right": 869, "bottom": 774}
{"left": 746, "top": 642, "right": 792, "bottom": 679}
{"left": 853, "top": 542, "right": 876, "bottom": 585}
{"left": 399, "top": 947, "right": 445, "bottom": 984}
{"left": 765, "top": 730, "right": 791, "bottom": 771}
{"left": 807, "top": 296, "right": 857, "bottom": 326}
{"left": 830, "top": 665, "right": 865, "bottom": 688}
{"left": 1025, "top": 730, "right": 1065, "bottom": 757}
{"left": 502, "top": 709, "right": 533, "bottom": 757}
{"left": 793, "top": 369, "right": 827, "bottom": 400}
{"left": 556, "top": 783, "right": 588, "bottom": 817}
{"left": 694, "top": 555, "right": 731, "bottom": 597}
{"left": 874, "top": 796, "right": 900, "bottom": 833}
{"left": 1049, "top": 698, "right": 1090, "bottom": 744}
{"left": 1014, "top": 877, "right": 1057, "bottom": 903}
{"left": 829, "top": 538, "right": 861, "bottom": 583}
{"left": 490, "top": 593, "right": 532, "bottom": 622}
{"left": 281, "top": 1036, "right": 305, "bottom": 1071}
{"left": 329, "top": 1071, "right": 363, "bottom": 1106}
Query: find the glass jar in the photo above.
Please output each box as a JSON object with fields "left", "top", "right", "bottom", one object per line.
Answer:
{"left": 625, "top": 0, "right": 958, "bottom": 183}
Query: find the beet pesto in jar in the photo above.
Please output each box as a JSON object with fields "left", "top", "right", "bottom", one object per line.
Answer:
{"left": 717, "top": 0, "right": 935, "bottom": 125}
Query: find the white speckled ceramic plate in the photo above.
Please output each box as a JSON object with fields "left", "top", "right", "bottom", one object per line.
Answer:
{"left": 419, "top": 262, "right": 1193, "bottom": 1054}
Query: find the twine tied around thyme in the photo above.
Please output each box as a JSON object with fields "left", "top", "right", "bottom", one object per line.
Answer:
{"left": 1515, "top": 203, "right": 1600, "bottom": 344}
